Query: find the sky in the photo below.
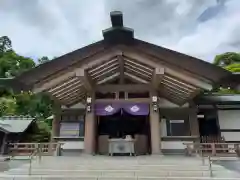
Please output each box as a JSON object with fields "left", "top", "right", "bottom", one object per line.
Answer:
{"left": 0, "top": 0, "right": 240, "bottom": 62}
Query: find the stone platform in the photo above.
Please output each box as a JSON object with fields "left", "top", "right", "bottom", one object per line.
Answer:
{"left": 0, "top": 155, "right": 240, "bottom": 180}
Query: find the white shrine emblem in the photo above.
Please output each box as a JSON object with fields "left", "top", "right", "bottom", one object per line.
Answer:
{"left": 130, "top": 105, "right": 140, "bottom": 112}
{"left": 105, "top": 105, "right": 114, "bottom": 112}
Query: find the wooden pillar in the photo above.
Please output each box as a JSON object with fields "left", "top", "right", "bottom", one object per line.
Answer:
{"left": 84, "top": 93, "right": 96, "bottom": 154}
{"left": 1, "top": 133, "right": 8, "bottom": 155}
{"left": 51, "top": 103, "right": 61, "bottom": 141}
{"left": 189, "top": 103, "right": 200, "bottom": 140}
{"left": 149, "top": 91, "right": 161, "bottom": 154}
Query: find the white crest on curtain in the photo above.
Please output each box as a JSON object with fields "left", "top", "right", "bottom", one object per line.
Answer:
{"left": 130, "top": 105, "right": 140, "bottom": 112}
{"left": 104, "top": 105, "right": 114, "bottom": 112}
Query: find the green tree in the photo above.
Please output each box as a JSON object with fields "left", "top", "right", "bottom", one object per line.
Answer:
{"left": 0, "top": 36, "right": 52, "bottom": 142}
{"left": 0, "top": 50, "right": 35, "bottom": 78}
{"left": 0, "top": 97, "right": 17, "bottom": 116}
{"left": 0, "top": 36, "right": 12, "bottom": 55}
{"left": 24, "top": 120, "right": 51, "bottom": 142}
{"left": 225, "top": 63, "right": 240, "bottom": 73}
{"left": 14, "top": 92, "right": 52, "bottom": 118}
{"left": 213, "top": 52, "right": 240, "bottom": 72}
{"left": 38, "top": 56, "right": 50, "bottom": 64}
{"left": 212, "top": 52, "right": 240, "bottom": 94}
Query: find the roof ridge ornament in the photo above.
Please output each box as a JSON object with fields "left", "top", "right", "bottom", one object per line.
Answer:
{"left": 110, "top": 11, "right": 123, "bottom": 27}
{"left": 103, "top": 11, "right": 134, "bottom": 45}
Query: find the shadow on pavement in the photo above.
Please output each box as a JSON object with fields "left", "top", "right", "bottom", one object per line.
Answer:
{"left": 0, "top": 160, "right": 28, "bottom": 172}
{"left": 214, "top": 160, "right": 240, "bottom": 173}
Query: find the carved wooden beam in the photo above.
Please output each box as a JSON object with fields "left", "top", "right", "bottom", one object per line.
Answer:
{"left": 60, "top": 89, "right": 85, "bottom": 101}
{"left": 33, "top": 48, "right": 120, "bottom": 93}
{"left": 95, "top": 84, "right": 152, "bottom": 93}
{"left": 161, "top": 86, "right": 191, "bottom": 96}
{"left": 95, "top": 98, "right": 150, "bottom": 103}
{"left": 97, "top": 72, "right": 120, "bottom": 85}
{"left": 33, "top": 71, "right": 76, "bottom": 93}
{"left": 122, "top": 49, "right": 213, "bottom": 90}
{"left": 51, "top": 81, "right": 83, "bottom": 96}
{"left": 124, "top": 62, "right": 152, "bottom": 76}
{"left": 159, "top": 90, "right": 186, "bottom": 104}
{"left": 162, "top": 78, "right": 196, "bottom": 92}
{"left": 48, "top": 77, "right": 80, "bottom": 93}
{"left": 186, "top": 89, "right": 202, "bottom": 102}
{"left": 161, "top": 83, "right": 193, "bottom": 95}
{"left": 59, "top": 90, "right": 85, "bottom": 102}
{"left": 124, "top": 56, "right": 153, "bottom": 72}
{"left": 87, "top": 57, "right": 117, "bottom": 73}
{"left": 64, "top": 93, "right": 86, "bottom": 107}
{"left": 56, "top": 86, "right": 85, "bottom": 99}
{"left": 92, "top": 66, "right": 119, "bottom": 80}
{"left": 76, "top": 69, "right": 94, "bottom": 93}
{"left": 124, "top": 72, "right": 149, "bottom": 84}
{"left": 160, "top": 89, "right": 188, "bottom": 99}
{"left": 118, "top": 55, "right": 125, "bottom": 84}
{"left": 161, "top": 96, "right": 184, "bottom": 106}
{"left": 163, "top": 75, "right": 197, "bottom": 90}
{"left": 125, "top": 66, "right": 151, "bottom": 79}
{"left": 89, "top": 61, "right": 118, "bottom": 77}
{"left": 152, "top": 67, "right": 164, "bottom": 89}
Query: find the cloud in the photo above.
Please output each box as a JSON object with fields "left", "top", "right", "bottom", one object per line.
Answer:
{"left": 0, "top": 0, "right": 108, "bottom": 58}
{"left": 0, "top": 0, "right": 239, "bottom": 62}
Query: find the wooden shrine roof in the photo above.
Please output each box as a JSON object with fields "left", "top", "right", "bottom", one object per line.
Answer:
{"left": 10, "top": 11, "right": 234, "bottom": 106}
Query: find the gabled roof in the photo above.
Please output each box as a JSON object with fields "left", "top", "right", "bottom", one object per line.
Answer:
{"left": 10, "top": 11, "right": 235, "bottom": 106}
{"left": 13, "top": 11, "right": 231, "bottom": 87}
{"left": 0, "top": 116, "right": 35, "bottom": 133}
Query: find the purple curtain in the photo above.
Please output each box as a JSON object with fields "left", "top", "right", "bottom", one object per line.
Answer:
{"left": 94, "top": 103, "right": 121, "bottom": 116}
{"left": 122, "top": 103, "right": 149, "bottom": 115}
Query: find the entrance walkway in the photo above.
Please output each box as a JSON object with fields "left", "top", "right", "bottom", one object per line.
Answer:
{"left": 0, "top": 155, "right": 240, "bottom": 179}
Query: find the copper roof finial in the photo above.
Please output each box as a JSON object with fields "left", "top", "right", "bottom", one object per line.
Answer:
{"left": 110, "top": 11, "right": 123, "bottom": 27}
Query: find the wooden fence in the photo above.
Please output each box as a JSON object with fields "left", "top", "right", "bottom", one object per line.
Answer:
{"left": 183, "top": 142, "right": 240, "bottom": 157}
{"left": 7, "top": 143, "right": 63, "bottom": 156}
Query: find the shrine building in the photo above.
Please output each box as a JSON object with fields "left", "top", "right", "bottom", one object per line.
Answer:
{"left": 10, "top": 11, "right": 240, "bottom": 155}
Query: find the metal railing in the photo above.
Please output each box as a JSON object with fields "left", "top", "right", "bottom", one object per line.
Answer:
{"left": 183, "top": 142, "right": 240, "bottom": 178}
{"left": 6, "top": 143, "right": 63, "bottom": 176}
{"left": 28, "top": 149, "right": 38, "bottom": 175}
{"left": 208, "top": 156, "right": 213, "bottom": 177}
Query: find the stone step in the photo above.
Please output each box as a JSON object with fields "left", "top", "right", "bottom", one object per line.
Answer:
{"left": 29, "top": 159, "right": 209, "bottom": 163}
{"left": 3, "top": 156, "right": 239, "bottom": 179}
{"left": 28, "top": 160, "right": 209, "bottom": 165}
{"left": 6, "top": 169, "right": 212, "bottom": 177}
{"left": 33, "top": 156, "right": 207, "bottom": 162}
{"left": 0, "top": 175, "right": 240, "bottom": 180}
{"left": 27, "top": 163, "right": 210, "bottom": 167}
{"left": 8, "top": 169, "right": 240, "bottom": 177}
{"left": 20, "top": 163, "right": 224, "bottom": 171}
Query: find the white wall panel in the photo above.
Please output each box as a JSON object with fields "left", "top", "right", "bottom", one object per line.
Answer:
{"left": 218, "top": 110, "right": 240, "bottom": 129}
{"left": 161, "top": 141, "right": 193, "bottom": 149}
{"left": 221, "top": 132, "right": 240, "bottom": 141}
{"left": 218, "top": 110, "right": 240, "bottom": 141}
{"left": 60, "top": 141, "right": 84, "bottom": 150}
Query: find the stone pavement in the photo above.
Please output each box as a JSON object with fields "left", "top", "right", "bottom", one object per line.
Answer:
{"left": 0, "top": 155, "right": 240, "bottom": 180}
{"left": 211, "top": 157, "right": 240, "bottom": 173}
